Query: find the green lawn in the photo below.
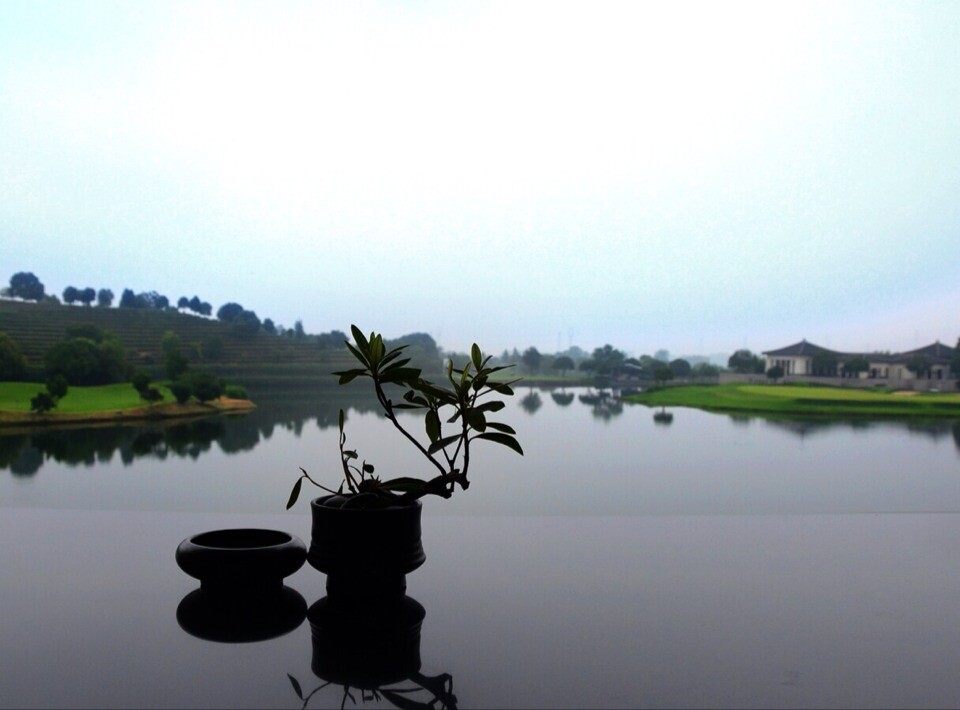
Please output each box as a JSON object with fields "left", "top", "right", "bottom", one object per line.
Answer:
{"left": 0, "top": 381, "right": 172, "bottom": 413}
{"left": 625, "top": 384, "right": 960, "bottom": 417}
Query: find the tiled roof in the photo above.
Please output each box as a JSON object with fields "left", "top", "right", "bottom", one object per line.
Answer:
{"left": 763, "top": 340, "right": 957, "bottom": 364}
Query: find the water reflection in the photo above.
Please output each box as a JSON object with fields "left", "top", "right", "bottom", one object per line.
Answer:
{"left": 550, "top": 391, "right": 574, "bottom": 407}
{"left": 292, "top": 595, "right": 457, "bottom": 709}
{"left": 177, "top": 586, "right": 307, "bottom": 643}
{"left": 578, "top": 391, "right": 624, "bottom": 422}
{"left": 519, "top": 391, "right": 542, "bottom": 414}
{"left": 754, "top": 416, "right": 960, "bottom": 445}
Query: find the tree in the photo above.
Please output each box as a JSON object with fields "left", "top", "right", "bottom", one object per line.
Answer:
{"left": 187, "top": 371, "right": 222, "bottom": 402}
{"left": 906, "top": 355, "right": 931, "bottom": 379}
{"left": 294, "top": 320, "right": 305, "bottom": 338}
{"left": 9, "top": 272, "right": 45, "bottom": 301}
{"left": 45, "top": 337, "right": 126, "bottom": 385}
{"left": 728, "top": 349, "right": 765, "bottom": 374}
{"left": 669, "top": 358, "right": 692, "bottom": 378}
{"left": 119, "top": 289, "right": 142, "bottom": 308}
{"left": 692, "top": 362, "right": 720, "bottom": 378}
{"left": 588, "top": 345, "right": 626, "bottom": 380}
{"left": 654, "top": 365, "right": 674, "bottom": 386}
{"left": 654, "top": 349, "right": 670, "bottom": 362}
{"left": 131, "top": 371, "right": 151, "bottom": 395}
{"left": 263, "top": 318, "right": 277, "bottom": 335}
{"left": 0, "top": 332, "right": 27, "bottom": 380}
{"left": 62, "top": 286, "right": 79, "bottom": 305}
{"left": 202, "top": 336, "right": 224, "bottom": 362}
{"left": 79, "top": 287, "right": 96, "bottom": 306}
{"left": 521, "top": 347, "right": 543, "bottom": 373}
{"left": 168, "top": 379, "right": 193, "bottom": 404}
{"left": 317, "top": 330, "right": 347, "bottom": 349}
{"left": 766, "top": 365, "right": 784, "bottom": 381}
{"left": 234, "top": 310, "right": 261, "bottom": 338}
{"left": 30, "top": 391, "right": 57, "bottom": 413}
{"left": 552, "top": 355, "right": 575, "bottom": 377}
{"left": 217, "top": 302, "right": 245, "bottom": 322}
{"left": 45, "top": 375, "right": 68, "bottom": 400}
{"left": 161, "top": 331, "right": 181, "bottom": 357}
{"left": 842, "top": 356, "right": 869, "bottom": 377}
{"left": 811, "top": 352, "right": 838, "bottom": 376}
{"left": 154, "top": 294, "right": 170, "bottom": 310}
{"left": 65, "top": 324, "right": 106, "bottom": 342}
{"left": 177, "top": 296, "right": 190, "bottom": 309}
{"left": 97, "top": 288, "right": 114, "bottom": 307}
{"left": 197, "top": 301, "right": 212, "bottom": 317}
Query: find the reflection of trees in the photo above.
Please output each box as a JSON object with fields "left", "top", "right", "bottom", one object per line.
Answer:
{"left": 0, "top": 390, "right": 390, "bottom": 477}
{"left": 762, "top": 416, "right": 960, "bottom": 445}
{"left": 577, "top": 391, "right": 623, "bottom": 422}
{"left": 520, "top": 391, "right": 542, "bottom": 415}
{"left": 551, "top": 391, "right": 574, "bottom": 407}
{"left": 652, "top": 407, "right": 673, "bottom": 425}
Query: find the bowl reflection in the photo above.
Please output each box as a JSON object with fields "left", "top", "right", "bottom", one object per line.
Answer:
{"left": 176, "top": 585, "right": 307, "bottom": 643}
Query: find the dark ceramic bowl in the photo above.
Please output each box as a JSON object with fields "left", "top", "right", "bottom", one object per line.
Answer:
{"left": 176, "top": 528, "right": 306, "bottom": 592}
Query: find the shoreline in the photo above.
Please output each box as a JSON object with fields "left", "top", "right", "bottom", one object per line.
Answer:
{"left": 624, "top": 384, "right": 960, "bottom": 419}
{"left": 0, "top": 397, "right": 255, "bottom": 429}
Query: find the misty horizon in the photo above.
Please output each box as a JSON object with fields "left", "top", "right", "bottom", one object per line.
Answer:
{"left": 3, "top": 1, "right": 959, "bottom": 354}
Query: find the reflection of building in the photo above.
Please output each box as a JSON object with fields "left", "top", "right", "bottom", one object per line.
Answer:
{"left": 763, "top": 340, "right": 955, "bottom": 380}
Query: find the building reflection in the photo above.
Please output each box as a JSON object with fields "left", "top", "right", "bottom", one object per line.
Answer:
{"left": 177, "top": 586, "right": 307, "bottom": 643}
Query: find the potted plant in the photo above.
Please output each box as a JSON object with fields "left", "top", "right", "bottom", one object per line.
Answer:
{"left": 286, "top": 326, "right": 523, "bottom": 597}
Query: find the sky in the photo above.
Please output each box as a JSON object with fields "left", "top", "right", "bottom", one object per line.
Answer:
{"left": 1, "top": 0, "right": 959, "bottom": 356}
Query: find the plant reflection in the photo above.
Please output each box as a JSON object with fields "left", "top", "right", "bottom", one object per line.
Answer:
{"left": 652, "top": 407, "right": 673, "bottom": 425}
{"left": 289, "top": 595, "right": 457, "bottom": 709}
{"left": 519, "top": 391, "right": 542, "bottom": 414}
{"left": 550, "top": 391, "right": 574, "bottom": 407}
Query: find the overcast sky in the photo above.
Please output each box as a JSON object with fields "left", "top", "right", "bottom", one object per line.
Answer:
{"left": 2, "top": 1, "right": 959, "bottom": 355}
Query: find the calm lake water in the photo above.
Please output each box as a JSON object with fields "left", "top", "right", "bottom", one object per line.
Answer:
{"left": 3, "top": 388, "right": 960, "bottom": 708}
{"left": 3, "top": 387, "right": 960, "bottom": 516}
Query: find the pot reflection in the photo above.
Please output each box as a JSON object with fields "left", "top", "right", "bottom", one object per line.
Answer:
{"left": 176, "top": 586, "right": 306, "bottom": 643}
{"left": 288, "top": 595, "right": 457, "bottom": 709}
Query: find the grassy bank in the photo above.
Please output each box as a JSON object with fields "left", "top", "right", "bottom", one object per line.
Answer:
{"left": 0, "top": 381, "right": 254, "bottom": 427}
{"left": 625, "top": 384, "right": 960, "bottom": 418}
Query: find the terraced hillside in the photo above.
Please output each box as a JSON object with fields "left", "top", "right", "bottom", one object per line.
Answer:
{"left": 0, "top": 299, "right": 354, "bottom": 391}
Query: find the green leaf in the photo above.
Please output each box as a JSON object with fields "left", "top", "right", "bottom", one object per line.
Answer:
{"left": 425, "top": 410, "right": 441, "bottom": 442}
{"left": 378, "top": 477, "right": 430, "bottom": 493}
{"left": 287, "top": 675, "right": 303, "bottom": 700}
{"left": 350, "top": 325, "right": 369, "bottom": 354}
{"left": 464, "top": 408, "right": 487, "bottom": 432}
{"left": 428, "top": 434, "right": 459, "bottom": 454}
{"left": 362, "top": 463, "right": 374, "bottom": 473}
{"left": 286, "top": 477, "right": 303, "bottom": 510}
{"left": 476, "top": 400, "right": 505, "bottom": 413}
{"left": 489, "top": 383, "right": 514, "bottom": 396}
{"left": 485, "top": 421, "right": 516, "bottom": 434}
{"left": 333, "top": 368, "right": 366, "bottom": 385}
{"left": 476, "top": 432, "right": 524, "bottom": 455}
{"left": 471, "top": 343, "right": 482, "bottom": 370}
{"left": 344, "top": 341, "right": 368, "bottom": 366}
{"left": 380, "top": 367, "right": 422, "bottom": 385}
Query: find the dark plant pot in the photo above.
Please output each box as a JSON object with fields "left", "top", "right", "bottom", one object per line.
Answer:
{"left": 308, "top": 595, "right": 425, "bottom": 688}
{"left": 177, "top": 586, "right": 307, "bottom": 643}
{"left": 176, "top": 528, "right": 306, "bottom": 593}
{"left": 308, "top": 496, "right": 425, "bottom": 598}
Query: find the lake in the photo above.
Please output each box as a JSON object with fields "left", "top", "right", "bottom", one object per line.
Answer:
{"left": 3, "top": 387, "right": 960, "bottom": 707}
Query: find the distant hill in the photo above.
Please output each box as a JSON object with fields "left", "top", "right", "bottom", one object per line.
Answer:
{"left": 0, "top": 299, "right": 354, "bottom": 392}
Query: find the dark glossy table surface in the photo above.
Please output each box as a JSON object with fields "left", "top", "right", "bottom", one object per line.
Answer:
{"left": 3, "top": 507, "right": 960, "bottom": 708}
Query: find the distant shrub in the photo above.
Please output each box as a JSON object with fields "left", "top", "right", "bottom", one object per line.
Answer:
{"left": 30, "top": 391, "right": 57, "bottom": 413}
{"left": 45, "top": 375, "right": 68, "bottom": 400}
{"left": 187, "top": 371, "right": 222, "bottom": 402}
{"left": 0, "top": 332, "right": 27, "bottom": 381}
{"left": 766, "top": 365, "right": 784, "bottom": 380}
{"left": 141, "top": 387, "right": 164, "bottom": 403}
{"left": 45, "top": 337, "right": 127, "bottom": 386}
{"left": 168, "top": 380, "right": 193, "bottom": 404}
{"left": 131, "top": 370, "right": 151, "bottom": 395}
{"left": 224, "top": 384, "right": 247, "bottom": 399}
{"left": 65, "top": 324, "right": 106, "bottom": 343}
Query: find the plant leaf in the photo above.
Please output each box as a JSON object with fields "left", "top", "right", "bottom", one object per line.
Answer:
{"left": 378, "top": 477, "right": 431, "bottom": 493}
{"left": 350, "top": 325, "right": 369, "bottom": 354}
{"left": 333, "top": 368, "right": 366, "bottom": 385}
{"left": 464, "top": 408, "right": 487, "bottom": 432}
{"left": 286, "top": 477, "right": 303, "bottom": 510}
{"left": 476, "top": 432, "right": 524, "bottom": 455}
{"left": 344, "top": 341, "right": 368, "bottom": 366}
{"left": 425, "top": 410, "right": 440, "bottom": 442}
{"left": 471, "top": 343, "right": 482, "bottom": 370}
{"left": 362, "top": 463, "right": 374, "bottom": 473}
{"left": 338, "top": 408, "right": 344, "bottom": 432}
{"left": 428, "top": 434, "right": 460, "bottom": 454}
{"left": 485, "top": 421, "right": 516, "bottom": 434}
{"left": 476, "top": 400, "right": 505, "bottom": 412}
{"left": 287, "top": 674, "right": 303, "bottom": 700}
